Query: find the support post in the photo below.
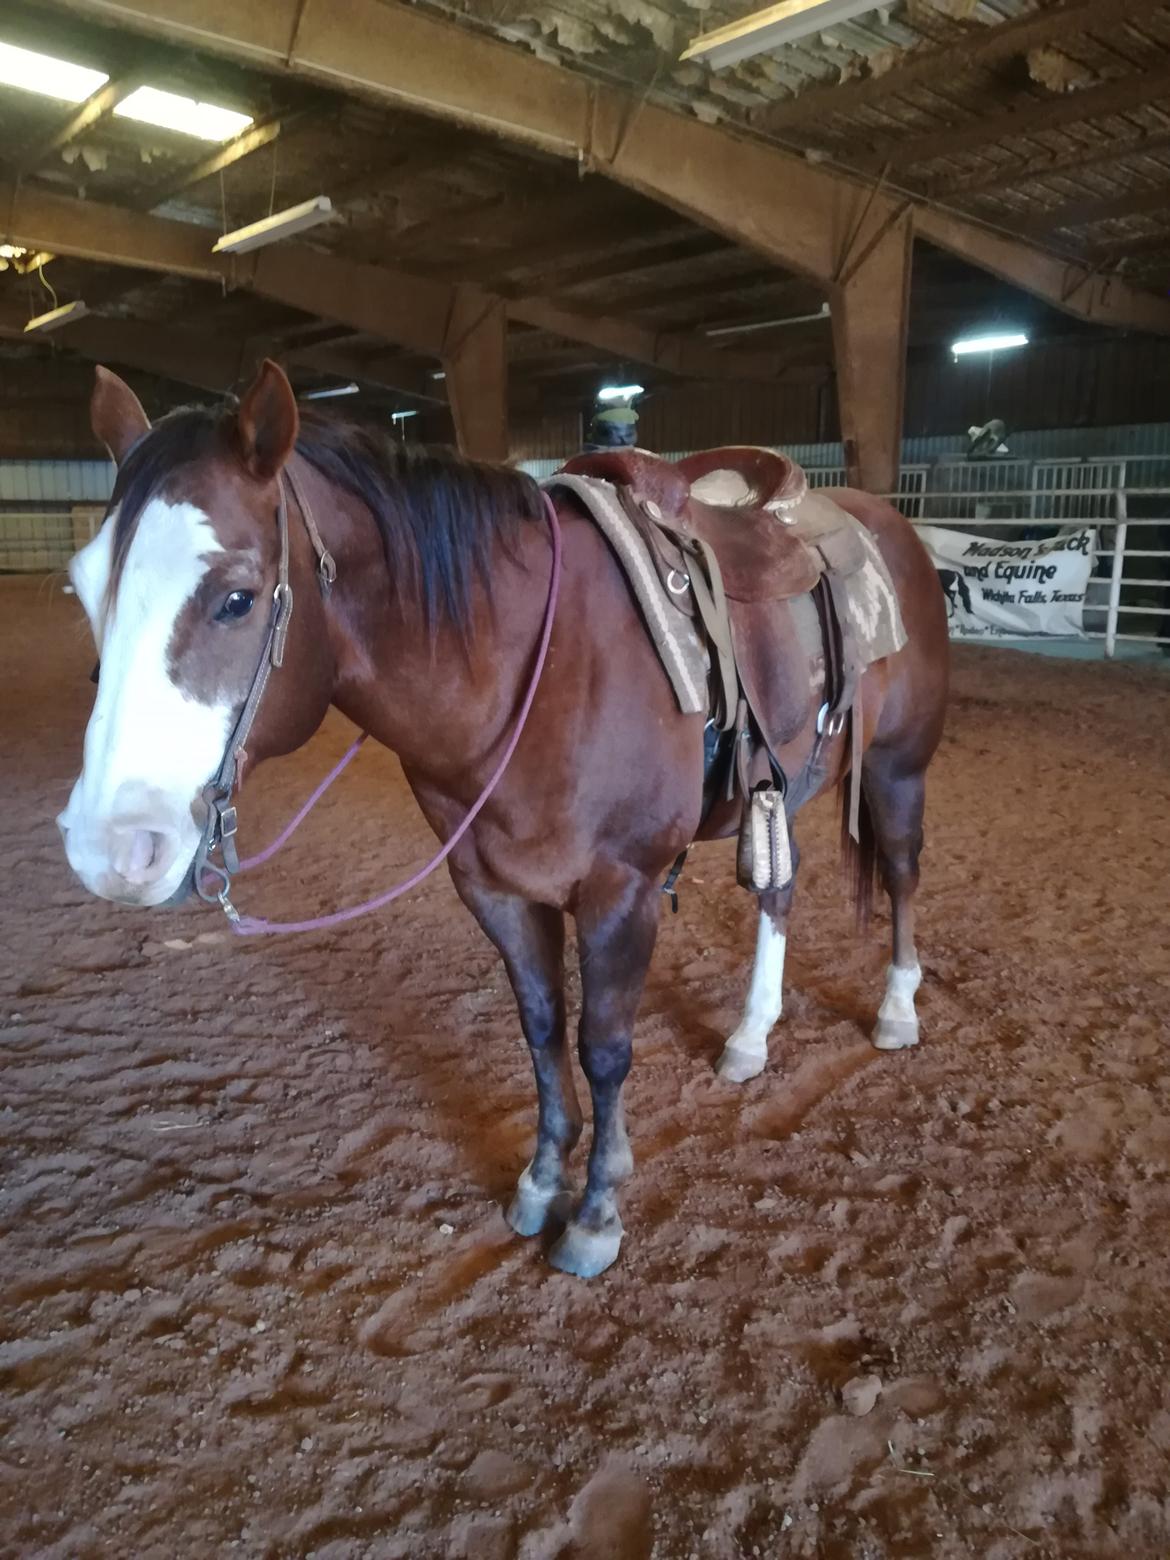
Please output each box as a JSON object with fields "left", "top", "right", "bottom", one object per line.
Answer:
{"left": 1105, "top": 466, "right": 1128, "bottom": 659}
{"left": 442, "top": 288, "right": 509, "bottom": 462}
{"left": 830, "top": 214, "right": 912, "bottom": 495}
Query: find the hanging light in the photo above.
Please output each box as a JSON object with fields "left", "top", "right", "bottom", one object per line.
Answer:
{"left": 213, "top": 197, "right": 336, "bottom": 255}
{"left": 951, "top": 332, "right": 1029, "bottom": 358}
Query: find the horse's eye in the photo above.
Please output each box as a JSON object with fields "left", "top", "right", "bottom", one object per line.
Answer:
{"left": 216, "top": 589, "right": 255, "bottom": 622}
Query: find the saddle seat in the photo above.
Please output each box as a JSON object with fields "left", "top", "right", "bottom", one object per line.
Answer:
{"left": 560, "top": 445, "right": 860, "bottom": 603}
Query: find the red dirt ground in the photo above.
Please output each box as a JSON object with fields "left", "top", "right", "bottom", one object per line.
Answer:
{"left": 1, "top": 575, "right": 1168, "bottom": 1560}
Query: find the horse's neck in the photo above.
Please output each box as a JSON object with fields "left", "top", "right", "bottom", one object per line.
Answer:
{"left": 318, "top": 477, "right": 532, "bottom": 785}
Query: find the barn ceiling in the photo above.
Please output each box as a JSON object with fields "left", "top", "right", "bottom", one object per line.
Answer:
{"left": 0, "top": 0, "right": 1167, "bottom": 438}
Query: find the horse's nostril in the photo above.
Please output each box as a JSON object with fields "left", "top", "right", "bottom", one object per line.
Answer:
{"left": 111, "top": 826, "right": 171, "bottom": 885}
{"left": 129, "top": 829, "right": 157, "bottom": 875}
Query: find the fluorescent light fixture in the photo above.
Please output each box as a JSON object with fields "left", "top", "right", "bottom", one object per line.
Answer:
{"left": 302, "top": 382, "right": 360, "bottom": 400}
{"left": 682, "top": 0, "right": 883, "bottom": 71}
{"left": 706, "top": 303, "right": 830, "bottom": 337}
{"left": 429, "top": 370, "right": 446, "bottom": 381}
{"left": 597, "top": 383, "right": 644, "bottom": 402}
{"left": 391, "top": 410, "right": 419, "bottom": 422}
{"left": 951, "top": 331, "right": 1029, "bottom": 357}
{"left": 24, "top": 300, "right": 89, "bottom": 334}
{"left": 115, "top": 84, "right": 251, "bottom": 142}
{"left": 213, "top": 196, "right": 335, "bottom": 255}
{"left": 0, "top": 40, "right": 107, "bottom": 103}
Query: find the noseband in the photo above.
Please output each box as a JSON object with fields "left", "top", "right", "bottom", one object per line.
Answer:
{"left": 192, "top": 475, "right": 563, "bottom": 936}
{"left": 193, "top": 466, "right": 334, "bottom": 919}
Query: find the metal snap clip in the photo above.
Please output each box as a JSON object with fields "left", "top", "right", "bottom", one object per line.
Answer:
{"left": 816, "top": 702, "right": 846, "bottom": 737}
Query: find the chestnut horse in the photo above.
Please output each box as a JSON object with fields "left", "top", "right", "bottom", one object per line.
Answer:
{"left": 59, "top": 361, "right": 947, "bottom": 1277}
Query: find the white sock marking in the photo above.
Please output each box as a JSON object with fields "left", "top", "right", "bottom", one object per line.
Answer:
{"left": 878, "top": 962, "right": 921, "bottom": 1027}
{"left": 726, "top": 914, "right": 786, "bottom": 1059}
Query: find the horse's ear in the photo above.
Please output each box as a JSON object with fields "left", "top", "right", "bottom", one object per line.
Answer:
{"left": 236, "top": 358, "right": 299, "bottom": 482}
{"left": 91, "top": 365, "right": 150, "bottom": 466}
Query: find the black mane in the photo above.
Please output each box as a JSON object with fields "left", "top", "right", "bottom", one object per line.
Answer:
{"left": 295, "top": 410, "right": 544, "bottom": 630}
{"left": 105, "top": 400, "right": 545, "bottom": 633}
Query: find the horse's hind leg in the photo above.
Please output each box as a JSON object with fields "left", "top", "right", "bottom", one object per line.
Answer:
{"left": 861, "top": 750, "right": 926, "bottom": 1051}
{"left": 451, "top": 878, "right": 582, "bottom": 1235}
{"left": 549, "top": 869, "right": 659, "bottom": 1278}
{"left": 716, "top": 872, "right": 797, "bottom": 1084}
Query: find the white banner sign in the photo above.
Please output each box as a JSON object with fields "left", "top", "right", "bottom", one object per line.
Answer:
{"left": 917, "top": 524, "right": 1097, "bottom": 640}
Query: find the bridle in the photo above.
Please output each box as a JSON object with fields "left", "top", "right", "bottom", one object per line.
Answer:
{"left": 193, "top": 465, "right": 333, "bottom": 919}
{"left": 191, "top": 467, "right": 563, "bottom": 937}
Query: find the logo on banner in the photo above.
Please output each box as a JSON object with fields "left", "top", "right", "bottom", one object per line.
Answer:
{"left": 918, "top": 525, "right": 1097, "bottom": 639}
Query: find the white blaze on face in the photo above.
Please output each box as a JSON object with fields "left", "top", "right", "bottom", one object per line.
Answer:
{"left": 59, "top": 495, "right": 235, "bottom": 906}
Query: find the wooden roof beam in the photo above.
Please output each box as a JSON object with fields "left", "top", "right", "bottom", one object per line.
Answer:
{"left": 1025, "top": 180, "right": 1170, "bottom": 237}
{"left": 756, "top": 0, "right": 1168, "bottom": 132}
{"left": 531, "top": 233, "right": 729, "bottom": 293}
{"left": 0, "top": 181, "right": 800, "bottom": 383}
{"left": 506, "top": 297, "right": 798, "bottom": 382}
{"left": 289, "top": 342, "right": 447, "bottom": 403}
{"left": 39, "top": 0, "right": 1170, "bottom": 335}
{"left": 915, "top": 205, "right": 1170, "bottom": 334}
{"left": 944, "top": 126, "right": 1170, "bottom": 200}
{"left": 0, "top": 179, "right": 455, "bottom": 354}
{"left": 0, "top": 307, "right": 254, "bottom": 392}
{"left": 12, "top": 70, "right": 146, "bottom": 176}
{"left": 871, "top": 62, "right": 1170, "bottom": 173}
{"left": 1088, "top": 228, "right": 1170, "bottom": 262}
{"left": 134, "top": 114, "right": 295, "bottom": 210}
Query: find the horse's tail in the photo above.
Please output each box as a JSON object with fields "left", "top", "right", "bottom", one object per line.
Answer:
{"left": 840, "top": 772, "right": 878, "bottom": 930}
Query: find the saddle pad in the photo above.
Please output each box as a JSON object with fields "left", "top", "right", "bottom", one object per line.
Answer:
{"left": 787, "top": 489, "right": 907, "bottom": 667}
{"left": 543, "top": 473, "right": 709, "bottom": 717}
{"left": 837, "top": 519, "right": 907, "bottom": 666}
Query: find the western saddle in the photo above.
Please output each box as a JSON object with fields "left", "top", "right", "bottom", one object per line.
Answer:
{"left": 557, "top": 446, "right": 881, "bottom": 892}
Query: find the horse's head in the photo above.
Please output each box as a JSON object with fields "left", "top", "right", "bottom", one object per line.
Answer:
{"left": 59, "top": 360, "right": 334, "bottom": 907}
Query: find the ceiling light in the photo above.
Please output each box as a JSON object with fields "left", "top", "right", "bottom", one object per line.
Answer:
{"left": 115, "top": 84, "right": 251, "bottom": 142}
{"left": 391, "top": 410, "right": 419, "bottom": 422}
{"left": 0, "top": 40, "right": 108, "bottom": 103}
{"left": 597, "top": 383, "right": 644, "bottom": 402}
{"left": 951, "top": 332, "right": 1029, "bottom": 357}
{"left": 302, "top": 382, "right": 360, "bottom": 400}
{"left": 212, "top": 196, "right": 335, "bottom": 255}
{"left": 24, "top": 300, "right": 89, "bottom": 334}
{"left": 682, "top": 0, "right": 883, "bottom": 71}
{"left": 706, "top": 303, "right": 830, "bottom": 337}
{"left": 429, "top": 370, "right": 446, "bottom": 381}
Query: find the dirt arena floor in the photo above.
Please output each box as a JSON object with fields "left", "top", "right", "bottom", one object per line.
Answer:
{"left": 1, "top": 574, "right": 1168, "bottom": 1560}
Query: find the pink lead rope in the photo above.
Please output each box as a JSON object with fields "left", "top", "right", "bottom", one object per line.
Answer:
{"left": 227, "top": 491, "right": 562, "bottom": 938}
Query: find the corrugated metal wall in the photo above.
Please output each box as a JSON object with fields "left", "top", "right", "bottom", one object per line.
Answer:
{"left": 905, "top": 334, "right": 1170, "bottom": 439}
{"left": 0, "top": 460, "right": 114, "bottom": 503}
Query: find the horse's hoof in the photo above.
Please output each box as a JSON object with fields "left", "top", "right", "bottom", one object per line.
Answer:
{"left": 506, "top": 1168, "right": 573, "bottom": 1238}
{"left": 548, "top": 1219, "right": 623, "bottom": 1278}
{"left": 873, "top": 1018, "right": 919, "bottom": 1051}
{"left": 716, "top": 1042, "right": 767, "bottom": 1083}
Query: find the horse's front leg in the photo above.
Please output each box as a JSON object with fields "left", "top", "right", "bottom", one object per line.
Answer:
{"left": 451, "top": 877, "right": 582, "bottom": 1235}
{"left": 550, "top": 870, "right": 660, "bottom": 1278}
